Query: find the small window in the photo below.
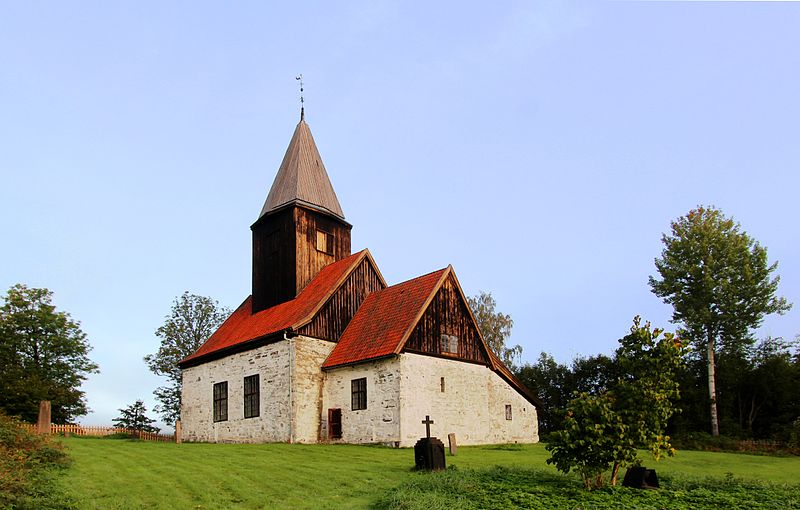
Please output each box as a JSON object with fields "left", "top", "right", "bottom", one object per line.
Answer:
{"left": 440, "top": 377, "right": 445, "bottom": 393}
{"left": 505, "top": 404, "right": 512, "bottom": 421}
{"left": 440, "top": 334, "right": 459, "bottom": 354}
{"left": 213, "top": 381, "right": 228, "bottom": 422}
{"left": 243, "top": 374, "right": 260, "bottom": 419}
{"left": 351, "top": 378, "right": 367, "bottom": 411}
{"left": 316, "top": 229, "right": 334, "bottom": 255}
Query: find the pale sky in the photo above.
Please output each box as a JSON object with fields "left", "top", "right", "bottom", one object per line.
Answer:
{"left": 2, "top": 1, "right": 798, "bottom": 428}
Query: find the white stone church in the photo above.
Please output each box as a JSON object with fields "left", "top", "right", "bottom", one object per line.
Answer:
{"left": 178, "top": 113, "right": 540, "bottom": 446}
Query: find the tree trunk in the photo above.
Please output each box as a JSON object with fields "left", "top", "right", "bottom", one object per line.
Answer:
{"left": 610, "top": 462, "right": 621, "bottom": 486}
{"left": 707, "top": 334, "right": 720, "bottom": 436}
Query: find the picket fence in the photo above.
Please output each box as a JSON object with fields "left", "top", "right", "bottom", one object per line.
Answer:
{"left": 22, "top": 423, "right": 175, "bottom": 442}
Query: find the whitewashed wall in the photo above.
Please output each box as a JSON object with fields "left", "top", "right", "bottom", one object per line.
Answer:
{"left": 398, "top": 353, "right": 538, "bottom": 447}
{"left": 291, "top": 337, "right": 335, "bottom": 443}
{"left": 181, "top": 341, "right": 293, "bottom": 443}
{"left": 322, "top": 358, "right": 401, "bottom": 444}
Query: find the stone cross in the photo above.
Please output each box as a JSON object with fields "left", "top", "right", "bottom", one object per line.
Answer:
{"left": 422, "top": 415, "right": 434, "bottom": 438}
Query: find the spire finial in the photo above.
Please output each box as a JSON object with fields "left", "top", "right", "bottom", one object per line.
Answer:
{"left": 295, "top": 74, "right": 304, "bottom": 120}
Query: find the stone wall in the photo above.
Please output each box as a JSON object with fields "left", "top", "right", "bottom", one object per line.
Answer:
{"left": 291, "top": 336, "right": 335, "bottom": 443}
{"left": 322, "top": 358, "right": 401, "bottom": 444}
{"left": 181, "top": 340, "right": 293, "bottom": 443}
{"left": 398, "top": 353, "right": 538, "bottom": 447}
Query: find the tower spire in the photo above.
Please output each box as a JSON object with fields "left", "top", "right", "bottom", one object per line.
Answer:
{"left": 296, "top": 74, "right": 304, "bottom": 121}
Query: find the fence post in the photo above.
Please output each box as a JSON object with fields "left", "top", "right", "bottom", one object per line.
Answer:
{"left": 37, "top": 401, "right": 51, "bottom": 435}
{"left": 175, "top": 420, "right": 182, "bottom": 444}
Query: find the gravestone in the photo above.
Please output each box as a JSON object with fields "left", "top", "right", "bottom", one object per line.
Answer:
{"left": 414, "top": 415, "right": 446, "bottom": 471}
{"left": 448, "top": 433, "right": 457, "bottom": 455}
{"left": 622, "top": 467, "right": 659, "bottom": 489}
{"left": 175, "top": 420, "right": 182, "bottom": 444}
{"left": 37, "top": 400, "right": 51, "bottom": 435}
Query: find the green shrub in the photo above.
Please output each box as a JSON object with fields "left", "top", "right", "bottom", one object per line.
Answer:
{"left": 0, "top": 412, "right": 72, "bottom": 509}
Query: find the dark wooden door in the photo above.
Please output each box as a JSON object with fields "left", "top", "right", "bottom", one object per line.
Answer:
{"left": 328, "top": 408, "right": 342, "bottom": 439}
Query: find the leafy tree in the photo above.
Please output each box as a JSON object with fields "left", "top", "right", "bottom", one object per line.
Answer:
{"left": 0, "top": 284, "right": 99, "bottom": 423}
{"left": 112, "top": 399, "right": 159, "bottom": 434}
{"left": 649, "top": 206, "right": 791, "bottom": 436}
{"left": 547, "top": 317, "right": 683, "bottom": 488}
{"left": 468, "top": 291, "right": 521, "bottom": 369}
{"left": 144, "top": 292, "right": 230, "bottom": 425}
{"left": 546, "top": 392, "right": 629, "bottom": 489}
{"left": 516, "top": 353, "right": 572, "bottom": 433}
{"left": 609, "top": 317, "right": 683, "bottom": 484}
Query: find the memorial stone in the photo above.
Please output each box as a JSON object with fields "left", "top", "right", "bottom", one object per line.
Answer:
{"left": 414, "top": 415, "right": 446, "bottom": 471}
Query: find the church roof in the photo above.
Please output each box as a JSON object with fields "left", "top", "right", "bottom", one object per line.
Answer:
{"left": 259, "top": 119, "right": 345, "bottom": 221}
{"left": 322, "top": 265, "right": 542, "bottom": 409}
{"left": 321, "top": 268, "right": 449, "bottom": 369}
{"left": 179, "top": 250, "right": 369, "bottom": 367}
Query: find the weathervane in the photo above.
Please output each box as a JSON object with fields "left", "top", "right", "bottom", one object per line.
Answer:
{"left": 296, "top": 74, "right": 304, "bottom": 120}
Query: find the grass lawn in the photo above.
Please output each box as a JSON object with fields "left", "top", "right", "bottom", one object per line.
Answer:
{"left": 58, "top": 438, "right": 800, "bottom": 509}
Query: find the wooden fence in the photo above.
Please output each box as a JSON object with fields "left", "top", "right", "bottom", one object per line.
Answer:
{"left": 22, "top": 423, "right": 175, "bottom": 442}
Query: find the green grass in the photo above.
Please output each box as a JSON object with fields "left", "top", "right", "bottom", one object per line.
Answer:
{"left": 57, "top": 438, "right": 800, "bottom": 509}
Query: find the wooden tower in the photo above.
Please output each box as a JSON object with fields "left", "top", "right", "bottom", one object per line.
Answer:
{"left": 251, "top": 117, "right": 352, "bottom": 313}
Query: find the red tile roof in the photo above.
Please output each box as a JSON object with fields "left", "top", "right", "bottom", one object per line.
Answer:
{"left": 180, "top": 250, "right": 369, "bottom": 367}
{"left": 321, "top": 268, "right": 449, "bottom": 369}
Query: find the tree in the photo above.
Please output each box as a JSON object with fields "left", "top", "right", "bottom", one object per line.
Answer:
{"left": 144, "top": 292, "right": 230, "bottom": 425}
{"left": 609, "top": 317, "right": 683, "bottom": 484}
{"left": 649, "top": 206, "right": 791, "bottom": 435}
{"left": 467, "top": 291, "right": 522, "bottom": 369}
{"left": 0, "top": 284, "right": 99, "bottom": 423}
{"left": 547, "top": 317, "right": 683, "bottom": 488}
{"left": 546, "top": 392, "right": 629, "bottom": 490}
{"left": 112, "top": 399, "right": 159, "bottom": 435}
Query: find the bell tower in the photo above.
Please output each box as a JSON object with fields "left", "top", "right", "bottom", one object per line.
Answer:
{"left": 251, "top": 117, "right": 352, "bottom": 313}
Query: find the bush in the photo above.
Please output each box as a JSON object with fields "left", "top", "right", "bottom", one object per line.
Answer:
{"left": 0, "top": 412, "right": 72, "bottom": 509}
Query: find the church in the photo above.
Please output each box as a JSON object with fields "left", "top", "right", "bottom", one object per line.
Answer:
{"left": 178, "top": 113, "right": 540, "bottom": 446}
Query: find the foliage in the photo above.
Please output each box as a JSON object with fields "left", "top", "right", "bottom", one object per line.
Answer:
{"left": 0, "top": 411, "right": 72, "bottom": 510}
{"left": 0, "top": 284, "right": 99, "bottom": 423}
{"left": 613, "top": 316, "right": 683, "bottom": 461}
{"left": 546, "top": 392, "right": 631, "bottom": 489}
{"left": 546, "top": 317, "right": 684, "bottom": 488}
{"left": 144, "top": 292, "right": 230, "bottom": 424}
{"left": 56, "top": 439, "right": 800, "bottom": 510}
{"left": 649, "top": 206, "right": 791, "bottom": 435}
{"left": 111, "top": 400, "right": 159, "bottom": 434}
{"left": 376, "top": 465, "right": 800, "bottom": 510}
{"left": 467, "top": 291, "right": 521, "bottom": 370}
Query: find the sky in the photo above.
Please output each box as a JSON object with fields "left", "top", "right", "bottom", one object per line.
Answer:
{"left": 2, "top": 1, "right": 799, "bottom": 429}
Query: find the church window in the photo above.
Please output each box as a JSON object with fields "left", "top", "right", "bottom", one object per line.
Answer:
{"left": 505, "top": 404, "right": 513, "bottom": 421}
{"left": 351, "top": 378, "right": 367, "bottom": 411}
{"left": 213, "top": 381, "right": 228, "bottom": 422}
{"left": 316, "top": 229, "right": 334, "bottom": 255}
{"left": 440, "top": 334, "right": 459, "bottom": 355}
{"left": 243, "top": 374, "right": 260, "bottom": 419}
{"left": 440, "top": 377, "right": 445, "bottom": 392}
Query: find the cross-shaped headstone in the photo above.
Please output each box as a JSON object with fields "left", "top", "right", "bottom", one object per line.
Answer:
{"left": 422, "top": 415, "right": 434, "bottom": 438}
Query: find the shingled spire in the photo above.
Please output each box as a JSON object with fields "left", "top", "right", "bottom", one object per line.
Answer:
{"left": 251, "top": 118, "right": 352, "bottom": 313}
{"left": 259, "top": 119, "right": 345, "bottom": 221}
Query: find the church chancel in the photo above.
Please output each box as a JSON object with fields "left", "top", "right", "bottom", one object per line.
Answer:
{"left": 178, "top": 112, "right": 540, "bottom": 446}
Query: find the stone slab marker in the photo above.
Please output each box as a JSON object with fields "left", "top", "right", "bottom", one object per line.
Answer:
{"left": 37, "top": 400, "right": 51, "bottom": 435}
{"left": 448, "top": 433, "right": 457, "bottom": 455}
{"left": 175, "top": 420, "right": 182, "bottom": 444}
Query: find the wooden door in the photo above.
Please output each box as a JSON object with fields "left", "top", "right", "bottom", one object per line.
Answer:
{"left": 328, "top": 408, "right": 342, "bottom": 439}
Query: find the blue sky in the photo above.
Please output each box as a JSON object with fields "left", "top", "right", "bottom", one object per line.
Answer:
{"left": 2, "top": 1, "right": 798, "bottom": 428}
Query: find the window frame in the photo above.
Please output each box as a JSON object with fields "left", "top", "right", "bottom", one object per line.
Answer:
{"left": 505, "top": 404, "right": 513, "bottom": 421}
{"left": 213, "top": 381, "right": 228, "bottom": 422}
{"left": 243, "top": 374, "right": 260, "bottom": 419}
{"left": 315, "top": 229, "right": 334, "bottom": 255}
{"left": 440, "top": 333, "right": 459, "bottom": 355}
{"left": 351, "top": 377, "right": 367, "bottom": 411}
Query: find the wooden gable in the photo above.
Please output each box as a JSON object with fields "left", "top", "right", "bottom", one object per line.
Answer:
{"left": 404, "top": 272, "right": 490, "bottom": 365}
{"left": 297, "top": 253, "right": 385, "bottom": 341}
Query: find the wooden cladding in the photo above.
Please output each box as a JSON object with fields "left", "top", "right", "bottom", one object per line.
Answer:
{"left": 299, "top": 257, "right": 385, "bottom": 341}
{"left": 252, "top": 205, "right": 351, "bottom": 313}
{"left": 295, "top": 207, "right": 351, "bottom": 295}
{"left": 405, "top": 273, "right": 489, "bottom": 364}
